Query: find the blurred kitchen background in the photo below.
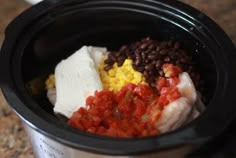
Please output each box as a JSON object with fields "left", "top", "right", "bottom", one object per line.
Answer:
{"left": 0, "top": 0, "right": 235, "bottom": 158}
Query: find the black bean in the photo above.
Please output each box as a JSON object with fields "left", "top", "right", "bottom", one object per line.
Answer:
{"left": 117, "top": 56, "right": 125, "bottom": 66}
{"left": 117, "top": 60, "right": 123, "bottom": 66}
{"left": 141, "top": 38, "right": 147, "bottom": 42}
{"left": 104, "top": 59, "right": 114, "bottom": 65}
{"left": 136, "top": 53, "right": 142, "bottom": 59}
{"left": 148, "top": 44, "right": 155, "bottom": 50}
{"left": 104, "top": 65, "right": 112, "bottom": 71}
{"left": 108, "top": 53, "right": 117, "bottom": 61}
{"left": 147, "top": 40, "right": 153, "bottom": 45}
{"left": 133, "top": 63, "right": 141, "bottom": 71}
{"left": 145, "top": 64, "right": 153, "bottom": 70}
{"left": 135, "top": 59, "right": 141, "bottom": 66}
{"left": 148, "top": 53, "right": 157, "bottom": 60}
{"left": 164, "top": 57, "right": 171, "bottom": 62}
{"left": 119, "top": 56, "right": 125, "bottom": 61}
{"left": 114, "top": 51, "right": 121, "bottom": 57}
{"left": 137, "top": 66, "right": 145, "bottom": 72}
{"left": 159, "top": 70, "right": 164, "bottom": 76}
{"left": 151, "top": 60, "right": 157, "bottom": 66}
{"left": 174, "top": 42, "right": 180, "bottom": 49}
{"left": 143, "top": 70, "right": 150, "bottom": 78}
{"left": 135, "top": 49, "right": 141, "bottom": 55}
{"left": 149, "top": 70, "right": 156, "bottom": 76}
{"left": 120, "top": 45, "right": 127, "bottom": 52}
{"left": 159, "top": 49, "right": 168, "bottom": 55}
{"left": 144, "top": 49, "right": 151, "bottom": 54}
{"left": 155, "top": 60, "right": 162, "bottom": 68}
{"left": 156, "top": 46, "right": 161, "bottom": 52}
{"left": 141, "top": 52, "right": 147, "bottom": 59}
{"left": 145, "top": 59, "right": 150, "bottom": 63}
{"left": 140, "top": 43, "right": 148, "bottom": 49}
{"left": 145, "top": 37, "right": 151, "bottom": 41}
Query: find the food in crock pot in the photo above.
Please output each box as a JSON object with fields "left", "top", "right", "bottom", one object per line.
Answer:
{"left": 45, "top": 37, "right": 205, "bottom": 137}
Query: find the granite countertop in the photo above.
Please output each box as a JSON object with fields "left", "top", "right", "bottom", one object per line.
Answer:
{"left": 0, "top": 0, "right": 235, "bottom": 158}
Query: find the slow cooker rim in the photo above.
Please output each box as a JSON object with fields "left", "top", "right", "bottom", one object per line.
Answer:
{"left": 1, "top": 0, "right": 236, "bottom": 155}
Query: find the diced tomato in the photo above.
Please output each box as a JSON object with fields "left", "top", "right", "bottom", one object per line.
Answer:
{"left": 116, "top": 83, "right": 136, "bottom": 101}
{"left": 134, "top": 84, "right": 155, "bottom": 102}
{"left": 133, "top": 98, "right": 146, "bottom": 119}
{"left": 149, "top": 108, "right": 161, "bottom": 124}
{"left": 87, "top": 127, "right": 97, "bottom": 133}
{"left": 146, "top": 97, "right": 159, "bottom": 112}
{"left": 86, "top": 96, "right": 94, "bottom": 106}
{"left": 158, "top": 94, "right": 169, "bottom": 106}
{"left": 150, "top": 129, "right": 160, "bottom": 136}
{"left": 156, "top": 77, "right": 169, "bottom": 91}
{"left": 104, "top": 109, "right": 113, "bottom": 117}
{"left": 162, "top": 64, "right": 182, "bottom": 77}
{"left": 97, "top": 126, "right": 106, "bottom": 134}
{"left": 141, "top": 129, "right": 149, "bottom": 137}
{"left": 117, "top": 97, "right": 133, "bottom": 115}
{"left": 166, "top": 88, "right": 181, "bottom": 103}
{"left": 160, "top": 87, "right": 168, "bottom": 95}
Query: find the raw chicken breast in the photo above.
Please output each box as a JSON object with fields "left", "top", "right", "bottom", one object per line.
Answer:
{"left": 47, "top": 88, "right": 56, "bottom": 105}
{"left": 177, "top": 72, "right": 197, "bottom": 104}
{"left": 156, "top": 72, "right": 202, "bottom": 133}
{"left": 186, "top": 92, "right": 206, "bottom": 123}
{"left": 155, "top": 97, "right": 192, "bottom": 133}
{"left": 194, "top": 92, "right": 206, "bottom": 113}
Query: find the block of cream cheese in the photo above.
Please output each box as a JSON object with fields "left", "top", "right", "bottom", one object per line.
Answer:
{"left": 54, "top": 46, "right": 108, "bottom": 118}
{"left": 177, "top": 72, "right": 197, "bottom": 104}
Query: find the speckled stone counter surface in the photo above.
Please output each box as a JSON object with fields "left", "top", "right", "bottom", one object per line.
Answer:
{"left": 0, "top": 0, "right": 235, "bottom": 158}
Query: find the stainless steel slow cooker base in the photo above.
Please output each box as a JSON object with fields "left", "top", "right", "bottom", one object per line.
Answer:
{"left": 24, "top": 123, "right": 194, "bottom": 158}
{"left": 1, "top": 0, "right": 236, "bottom": 157}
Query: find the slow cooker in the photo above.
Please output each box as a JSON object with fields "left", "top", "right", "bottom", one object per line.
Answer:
{"left": 0, "top": 0, "right": 236, "bottom": 158}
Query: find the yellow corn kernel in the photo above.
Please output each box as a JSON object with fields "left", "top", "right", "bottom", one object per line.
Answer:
{"left": 45, "top": 74, "right": 55, "bottom": 89}
{"left": 108, "top": 69, "right": 116, "bottom": 77}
